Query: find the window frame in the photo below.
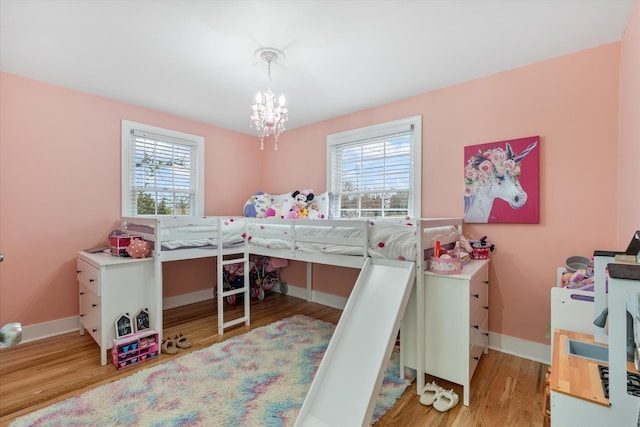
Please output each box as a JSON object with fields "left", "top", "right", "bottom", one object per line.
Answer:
{"left": 121, "top": 120, "right": 205, "bottom": 217}
{"left": 326, "top": 115, "right": 422, "bottom": 218}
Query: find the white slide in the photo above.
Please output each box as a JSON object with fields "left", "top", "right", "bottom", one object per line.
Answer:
{"left": 294, "top": 258, "right": 416, "bottom": 427}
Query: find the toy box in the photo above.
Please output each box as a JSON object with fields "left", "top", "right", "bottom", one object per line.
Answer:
{"left": 110, "top": 235, "right": 132, "bottom": 257}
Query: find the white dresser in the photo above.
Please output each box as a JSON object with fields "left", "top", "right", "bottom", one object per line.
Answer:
{"left": 401, "top": 259, "right": 489, "bottom": 406}
{"left": 77, "top": 251, "right": 156, "bottom": 365}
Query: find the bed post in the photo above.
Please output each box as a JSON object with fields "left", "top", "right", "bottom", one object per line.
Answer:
{"left": 154, "top": 218, "right": 164, "bottom": 344}
{"left": 306, "top": 262, "right": 313, "bottom": 301}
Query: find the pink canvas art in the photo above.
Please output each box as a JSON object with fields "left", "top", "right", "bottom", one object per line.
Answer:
{"left": 464, "top": 136, "right": 539, "bottom": 224}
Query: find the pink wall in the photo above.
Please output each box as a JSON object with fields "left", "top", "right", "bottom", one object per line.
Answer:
{"left": 0, "top": 73, "right": 260, "bottom": 325}
{"left": 269, "top": 43, "right": 623, "bottom": 344}
{"left": 617, "top": 1, "right": 640, "bottom": 248}
{"left": 1, "top": 7, "right": 637, "bottom": 346}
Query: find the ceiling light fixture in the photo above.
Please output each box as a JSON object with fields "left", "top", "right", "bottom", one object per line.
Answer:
{"left": 250, "top": 48, "right": 288, "bottom": 150}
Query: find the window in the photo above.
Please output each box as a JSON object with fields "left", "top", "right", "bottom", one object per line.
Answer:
{"left": 121, "top": 120, "right": 204, "bottom": 216}
{"left": 327, "top": 116, "right": 421, "bottom": 218}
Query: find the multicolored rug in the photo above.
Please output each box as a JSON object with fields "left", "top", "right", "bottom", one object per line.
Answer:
{"left": 11, "top": 315, "right": 414, "bottom": 426}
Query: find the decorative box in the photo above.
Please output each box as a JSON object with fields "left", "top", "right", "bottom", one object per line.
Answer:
{"left": 110, "top": 235, "right": 132, "bottom": 257}
{"left": 429, "top": 256, "right": 462, "bottom": 275}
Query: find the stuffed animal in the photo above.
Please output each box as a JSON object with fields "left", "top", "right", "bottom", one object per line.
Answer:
{"left": 243, "top": 192, "right": 271, "bottom": 217}
{"left": 307, "top": 202, "right": 320, "bottom": 219}
{"left": 286, "top": 190, "right": 314, "bottom": 219}
{"left": 126, "top": 238, "right": 151, "bottom": 258}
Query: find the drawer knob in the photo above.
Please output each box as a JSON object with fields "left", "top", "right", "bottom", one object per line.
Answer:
{"left": 472, "top": 293, "right": 479, "bottom": 299}
{"left": 92, "top": 329, "right": 97, "bottom": 333}
{"left": 92, "top": 304, "right": 97, "bottom": 308}
{"left": 89, "top": 279, "right": 95, "bottom": 283}
{"left": 80, "top": 314, "right": 85, "bottom": 317}
{"left": 484, "top": 280, "right": 489, "bottom": 284}
{"left": 77, "top": 270, "right": 82, "bottom": 274}
{"left": 483, "top": 332, "right": 489, "bottom": 337}
{"left": 472, "top": 324, "right": 479, "bottom": 329}
{"left": 473, "top": 356, "right": 479, "bottom": 361}
{"left": 483, "top": 306, "right": 489, "bottom": 310}
{"left": 80, "top": 292, "right": 85, "bottom": 295}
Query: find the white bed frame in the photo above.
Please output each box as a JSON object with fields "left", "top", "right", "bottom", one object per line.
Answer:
{"left": 121, "top": 216, "right": 463, "bottom": 341}
{"left": 121, "top": 216, "right": 250, "bottom": 339}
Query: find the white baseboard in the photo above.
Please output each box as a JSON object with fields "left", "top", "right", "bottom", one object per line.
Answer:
{"left": 13, "top": 289, "right": 215, "bottom": 346}
{"left": 274, "top": 283, "right": 348, "bottom": 310}
{"left": 163, "top": 288, "right": 214, "bottom": 310}
{"left": 489, "top": 332, "right": 551, "bottom": 365}
{"left": 17, "top": 316, "right": 80, "bottom": 345}
{"left": 12, "top": 285, "right": 552, "bottom": 365}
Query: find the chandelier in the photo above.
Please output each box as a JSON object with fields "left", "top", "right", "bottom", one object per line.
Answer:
{"left": 250, "top": 48, "right": 288, "bottom": 150}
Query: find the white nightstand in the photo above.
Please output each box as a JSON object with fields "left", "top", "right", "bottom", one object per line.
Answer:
{"left": 77, "top": 251, "right": 156, "bottom": 365}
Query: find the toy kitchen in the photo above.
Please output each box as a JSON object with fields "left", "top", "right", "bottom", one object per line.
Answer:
{"left": 549, "top": 231, "right": 640, "bottom": 426}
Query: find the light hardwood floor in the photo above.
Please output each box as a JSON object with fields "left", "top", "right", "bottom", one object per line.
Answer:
{"left": 0, "top": 293, "right": 548, "bottom": 426}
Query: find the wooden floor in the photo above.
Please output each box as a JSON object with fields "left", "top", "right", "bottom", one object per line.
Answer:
{"left": 0, "top": 293, "right": 549, "bottom": 426}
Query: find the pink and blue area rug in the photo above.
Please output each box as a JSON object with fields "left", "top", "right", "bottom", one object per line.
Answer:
{"left": 11, "top": 315, "right": 414, "bottom": 426}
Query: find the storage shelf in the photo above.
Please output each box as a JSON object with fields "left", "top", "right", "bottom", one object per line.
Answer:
{"left": 111, "top": 329, "right": 159, "bottom": 370}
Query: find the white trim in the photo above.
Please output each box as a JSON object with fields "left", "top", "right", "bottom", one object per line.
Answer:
{"left": 16, "top": 316, "right": 80, "bottom": 345}
{"left": 121, "top": 120, "right": 205, "bottom": 217}
{"left": 488, "top": 331, "right": 551, "bottom": 365}
{"left": 326, "top": 115, "right": 422, "bottom": 218}
{"left": 162, "top": 288, "right": 214, "bottom": 310}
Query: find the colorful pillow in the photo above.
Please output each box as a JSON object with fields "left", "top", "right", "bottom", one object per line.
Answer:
{"left": 243, "top": 192, "right": 272, "bottom": 217}
{"left": 270, "top": 192, "right": 294, "bottom": 218}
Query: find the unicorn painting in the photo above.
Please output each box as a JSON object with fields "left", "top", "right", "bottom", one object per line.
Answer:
{"left": 464, "top": 137, "right": 539, "bottom": 224}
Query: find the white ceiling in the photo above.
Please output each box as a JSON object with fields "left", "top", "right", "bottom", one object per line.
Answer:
{"left": 0, "top": 0, "right": 634, "bottom": 135}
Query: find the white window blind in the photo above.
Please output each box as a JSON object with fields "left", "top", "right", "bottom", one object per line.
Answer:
{"left": 327, "top": 116, "right": 421, "bottom": 218}
{"left": 121, "top": 121, "right": 204, "bottom": 216}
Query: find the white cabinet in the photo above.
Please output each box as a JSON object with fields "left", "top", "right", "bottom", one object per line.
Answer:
{"left": 401, "top": 260, "right": 489, "bottom": 406}
{"left": 77, "top": 251, "right": 156, "bottom": 365}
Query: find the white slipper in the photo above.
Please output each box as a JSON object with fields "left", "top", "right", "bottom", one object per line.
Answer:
{"left": 433, "top": 389, "right": 459, "bottom": 412}
{"left": 419, "top": 381, "right": 443, "bottom": 406}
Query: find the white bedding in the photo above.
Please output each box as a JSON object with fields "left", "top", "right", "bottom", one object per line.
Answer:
{"left": 160, "top": 218, "right": 246, "bottom": 250}
{"left": 247, "top": 219, "right": 461, "bottom": 261}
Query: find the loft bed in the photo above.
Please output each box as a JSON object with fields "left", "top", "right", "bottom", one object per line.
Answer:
{"left": 245, "top": 216, "right": 464, "bottom": 386}
{"left": 244, "top": 215, "right": 463, "bottom": 310}
{"left": 245, "top": 217, "right": 462, "bottom": 269}
{"left": 121, "top": 216, "right": 250, "bottom": 337}
{"left": 121, "top": 216, "right": 464, "bottom": 338}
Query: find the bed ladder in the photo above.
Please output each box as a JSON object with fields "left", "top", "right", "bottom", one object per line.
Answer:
{"left": 216, "top": 220, "right": 250, "bottom": 335}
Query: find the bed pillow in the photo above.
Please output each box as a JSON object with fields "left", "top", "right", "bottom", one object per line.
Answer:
{"left": 243, "top": 192, "right": 272, "bottom": 217}
{"left": 310, "top": 191, "right": 332, "bottom": 219}
{"left": 270, "top": 192, "right": 294, "bottom": 218}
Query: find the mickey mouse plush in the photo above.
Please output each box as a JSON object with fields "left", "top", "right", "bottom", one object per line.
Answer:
{"left": 286, "top": 190, "right": 314, "bottom": 218}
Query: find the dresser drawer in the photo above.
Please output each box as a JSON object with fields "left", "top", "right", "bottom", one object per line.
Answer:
{"left": 470, "top": 296, "right": 489, "bottom": 331}
{"left": 79, "top": 285, "right": 101, "bottom": 340}
{"left": 77, "top": 258, "right": 101, "bottom": 296}
{"left": 469, "top": 275, "right": 488, "bottom": 309}
{"left": 468, "top": 317, "right": 488, "bottom": 378}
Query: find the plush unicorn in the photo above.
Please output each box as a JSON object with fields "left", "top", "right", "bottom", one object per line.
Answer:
{"left": 464, "top": 141, "right": 537, "bottom": 223}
